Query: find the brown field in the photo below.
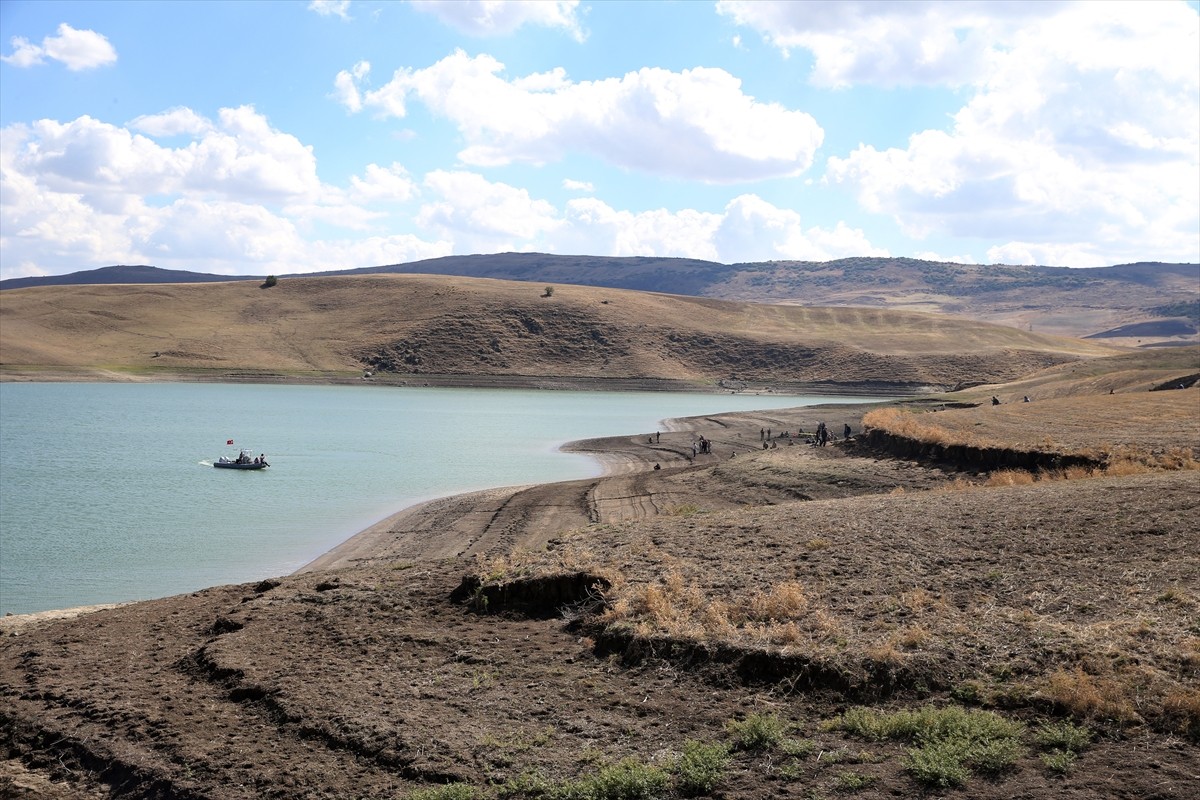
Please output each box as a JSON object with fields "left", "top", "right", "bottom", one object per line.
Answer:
{"left": 2, "top": 286, "right": 1198, "bottom": 799}
{"left": 0, "top": 274, "right": 1119, "bottom": 388}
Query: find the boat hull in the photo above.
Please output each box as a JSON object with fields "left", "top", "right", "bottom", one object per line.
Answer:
{"left": 214, "top": 461, "right": 268, "bottom": 470}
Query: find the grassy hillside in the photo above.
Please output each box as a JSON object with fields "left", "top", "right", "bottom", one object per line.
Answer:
{"left": 5, "top": 256, "right": 1196, "bottom": 343}
{"left": 0, "top": 274, "right": 1122, "bottom": 389}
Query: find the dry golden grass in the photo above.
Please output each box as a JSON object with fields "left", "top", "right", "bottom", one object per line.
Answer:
{"left": 473, "top": 471, "right": 1199, "bottom": 734}
{"left": 865, "top": 389, "right": 1200, "bottom": 468}
{"left": 1042, "top": 666, "right": 1142, "bottom": 724}
{"left": 0, "top": 274, "right": 1120, "bottom": 385}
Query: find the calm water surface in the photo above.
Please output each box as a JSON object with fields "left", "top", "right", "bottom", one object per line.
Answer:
{"left": 0, "top": 382, "right": 883, "bottom": 615}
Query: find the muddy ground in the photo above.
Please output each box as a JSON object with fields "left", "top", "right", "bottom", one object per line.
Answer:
{"left": 2, "top": 400, "right": 1198, "bottom": 800}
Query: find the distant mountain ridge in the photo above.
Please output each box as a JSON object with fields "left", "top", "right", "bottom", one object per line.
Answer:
{"left": 3, "top": 255, "right": 1197, "bottom": 341}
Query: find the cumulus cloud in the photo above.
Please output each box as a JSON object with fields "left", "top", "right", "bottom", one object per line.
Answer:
{"left": 1, "top": 23, "right": 117, "bottom": 71}
{"left": 332, "top": 61, "right": 370, "bottom": 113}
{"left": 349, "top": 162, "right": 418, "bottom": 204}
{"left": 562, "top": 178, "right": 593, "bottom": 192}
{"left": 404, "top": 171, "right": 886, "bottom": 263}
{"left": 129, "top": 107, "right": 214, "bottom": 137}
{"left": 308, "top": 1, "right": 352, "bottom": 20}
{"left": 335, "top": 50, "right": 823, "bottom": 182}
{"left": 410, "top": 0, "right": 586, "bottom": 42}
{"left": 807, "top": 1, "right": 1200, "bottom": 266}
{"left": 417, "top": 170, "right": 563, "bottom": 252}
{"left": 716, "top": 0, "right": 1064, "bottom": 88}
{"left": 551, "top": 194, "right": 887, "bottom": 263}
{"left": 0, "top": 108, "right": 449, "bottom": 278}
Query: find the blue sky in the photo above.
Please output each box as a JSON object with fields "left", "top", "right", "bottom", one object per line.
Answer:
{"left": 1, "top": 0, "right": 1197, "bottom": 279}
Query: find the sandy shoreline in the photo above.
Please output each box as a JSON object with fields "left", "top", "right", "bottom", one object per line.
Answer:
{"left": 2, "top": 395, "right": 893, "bottom": 629}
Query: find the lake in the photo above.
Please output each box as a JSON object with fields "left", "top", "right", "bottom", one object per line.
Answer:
{"left": 0, "top": 382, "right": 884, "bottom": 615}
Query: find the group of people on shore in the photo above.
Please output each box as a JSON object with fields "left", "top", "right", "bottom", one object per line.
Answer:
{"left": 759, "top": 423, "right": 853, "bottom": 448}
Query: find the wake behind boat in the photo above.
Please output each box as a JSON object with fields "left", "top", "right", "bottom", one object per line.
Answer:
{"left": 214, "top": 448, "right": 269, "bottom": 470}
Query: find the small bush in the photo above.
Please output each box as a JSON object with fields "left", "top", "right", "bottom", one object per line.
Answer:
{"left": 780, "top": 737, "right": 817, "bottom": 758}
{"left": 1041, "top": 749, "right": 1077, "bottom": 775}
{"left": 1033, "top": 720, "right": 1093, "bottom": 752}
{"left": 905, "top": 740, "right": 972, "bottom": 788}
{"left": 583, "top": 762, "right": 676, "bottom": 796}
{"left": 408, "top": 784, "right": 477, "bottom": 800}
{"left": 726, "top": 712, "right": 788, "bottom": 750}
{"left": 834, "top": 771, "right": 877, "bottom": 791}
{"left": 674, "top": 740, "right": 730, "bottom": 796}
{"left": 836, "top": 705, "right": 1026, "bottom": 788}
{"left": 261, "top": 274, "right": 277, "bottom": 288}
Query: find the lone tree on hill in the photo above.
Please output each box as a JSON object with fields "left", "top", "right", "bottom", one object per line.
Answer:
{"left": 262, "top": 275, "right": 278, "bottom": 288}
{"left": 542, "top": 285, "right": 554, "bottom": 298}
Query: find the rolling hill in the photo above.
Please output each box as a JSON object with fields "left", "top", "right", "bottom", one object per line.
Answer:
{"left": 0, "top": 273, "right": 1123, "bottom": 390}
{"left": 2, "top": 255, "right": 1196, "bottom": 343}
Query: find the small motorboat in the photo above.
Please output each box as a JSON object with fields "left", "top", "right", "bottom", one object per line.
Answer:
{"left": 214, "top": 448, "right": 269, "bottom": 470}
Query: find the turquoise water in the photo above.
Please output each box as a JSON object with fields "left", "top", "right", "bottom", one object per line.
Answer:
{"left": 0, "top": 383, "right": 882, "bottom": 615}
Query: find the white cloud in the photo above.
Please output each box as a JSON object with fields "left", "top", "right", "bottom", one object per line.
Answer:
{"left": 1, "top": 37, "right": 45, "bottom": 68}
{"left": 562, "top": 178, "right": 593, "bottom": 192}
{"left": 0, "top": 109, "right": 450, "bottom": 278}
{"left": 914, "top": 250, "right": 977, "bottom": 265}
{"left": 819, "top": 1, "right": 1200, "bottom": 266}
{"left": 552, "top": 194, "right": 888, "bottom": 263}
{"left": 308, "top": 1, "right": 352, "bottom": 20}
{"left": 710, "top": 195, "right": 888, "bottom": 262}
{"left": 404, "top": 170, "right": 887, "bottom": 263}
{"left": 417, "top": 170, "right": 562, "bottom": 252}
{"left": 556, "top": 199, "right": 723, "bottom": 260}
{"left": 717, "top": 0, "right": 1062, "bottom": 88}
{"left": 332, "top": 61, "right": 370, "bottom": 113}
{"left": 410, "top": 0, "right": 586, "bottom": 42}
{"left": 1, "top": 23, "right": 117, "bottom": 71}
{"left": 129, "top": 107, "right": 214, "bottom": 137}
{"left": 336, "top": 50, "right": 824, "bottom": 182}
{"left": 349, "top": 162, "right": 418, "bottom": 204}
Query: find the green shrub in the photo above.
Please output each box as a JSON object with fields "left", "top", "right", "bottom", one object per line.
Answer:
{"left": 834, "top": 771, "right": 877, "bottom": 791}
{"left": 1041, "top": 749, "right": 1078, "bottom": 775}
{"left": 496, "top": 770, "right": 552, "bottom": 798}
{"left": 1033, "top": 720, "right": 1092, "bottom": 753}
{"left": 554, "top": 758, "right": 670, "bottom": 800}
{"left": 262, "top": 274, "right": 277, "bottom": 288}
{"left": 836, "top": 705, "right": 1027, "bottom": 788}
{"left": 904, "top": 740, "right": 972, "bottom": 788}
{"left": 408, "top": 784, "right": 477, "bottom": 800}
{"left": 726, "top": 712, "right": 788, "bottom": 750}
{"left": 780, "top": 737, "right": 817, "bottom": 758}
{"left": 674, "top": 740, "right": 730, "bottom": 796}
